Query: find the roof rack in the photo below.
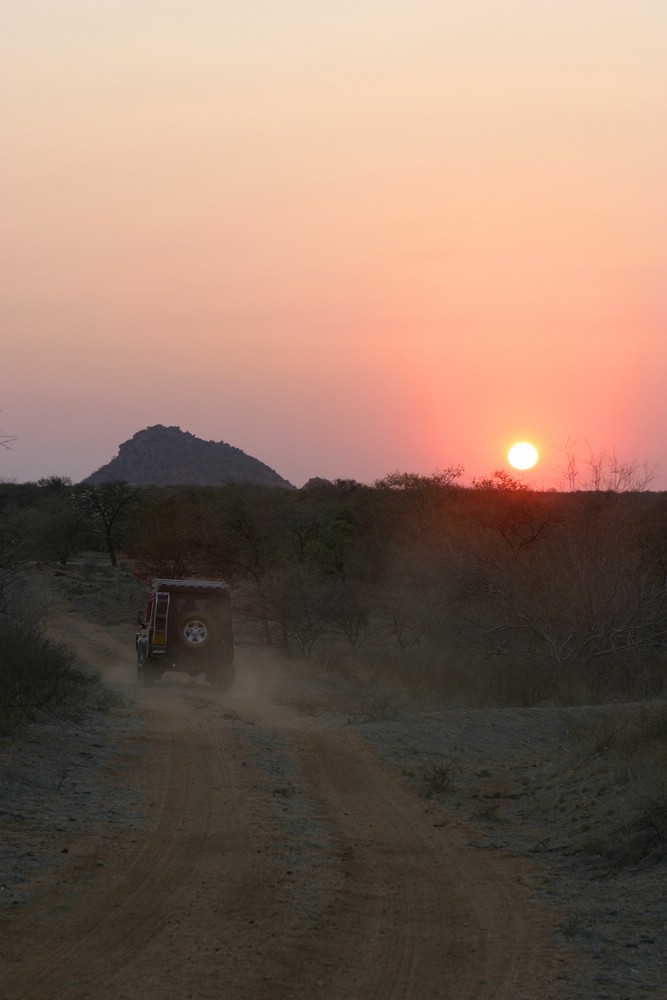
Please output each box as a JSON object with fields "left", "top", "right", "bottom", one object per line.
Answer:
{"left": 150, "top": 578, "right": 231, "bottom": 593}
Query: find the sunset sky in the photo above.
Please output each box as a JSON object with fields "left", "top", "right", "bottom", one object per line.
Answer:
{"left": 2, "top": 1, "right": 665, "bottom": 489}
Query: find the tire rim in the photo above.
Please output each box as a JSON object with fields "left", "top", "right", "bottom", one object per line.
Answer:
{"left": 183, "top": 619, "right": 208, "bottom": 645}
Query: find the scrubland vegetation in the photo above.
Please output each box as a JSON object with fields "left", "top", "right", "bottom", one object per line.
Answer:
{"left": 0, "top": 565, "right": 116, "bottom": 737}
{"left": 2, "top": 471, "right": 667, "bottom": 710}
{"left": 0, "top": 478, "right": 125, "bottom": 735}
{"left": 1, "top": 470, "right": 667, "bottom": 883}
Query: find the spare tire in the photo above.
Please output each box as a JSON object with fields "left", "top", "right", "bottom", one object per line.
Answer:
{"left": 176, "top": 611, "right": 215, "bottom": 651}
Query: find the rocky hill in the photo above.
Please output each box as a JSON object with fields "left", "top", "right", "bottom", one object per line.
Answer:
{"left": 82, "top": 425, "right": 294, "bottom": 488}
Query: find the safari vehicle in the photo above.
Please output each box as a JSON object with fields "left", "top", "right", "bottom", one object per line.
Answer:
{"left": 136, "top": 578, "right": 235, "bottom": 689}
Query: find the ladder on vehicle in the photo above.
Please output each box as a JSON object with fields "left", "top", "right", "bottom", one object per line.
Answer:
{"left": 151, "top": 591, "right": 170, "bottom": 653}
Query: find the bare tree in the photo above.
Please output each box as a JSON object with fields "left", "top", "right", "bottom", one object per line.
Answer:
{"left": 557, "top": 439, "right": 656, "bottom": 493}
{"left": 72, "top": 481, "right": 139, "bottom": 566}
{"left": 557, "top": 437, "right": 580, "bottom": 492}
{"left": 467, "top": 502, "right": 667, "bottom": 698}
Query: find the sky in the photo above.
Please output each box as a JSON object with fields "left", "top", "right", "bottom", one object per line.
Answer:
{"left": 2, "top": 1, "right": 666, "bottom": 489}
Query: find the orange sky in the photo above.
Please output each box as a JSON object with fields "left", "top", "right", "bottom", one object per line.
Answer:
{"left": 2, "top": 1, "right": 666, "bottom": 488}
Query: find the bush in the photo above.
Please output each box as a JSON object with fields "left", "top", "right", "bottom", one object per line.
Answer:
{"left": 420, "top": 759, "right": 460, "bottom": 797}
{"left": 0, "top": 622, "right": 105, "bottom": 735}
{"left": 569, "top": 703, "right": 667, "bottom": 867}
{"left": 0, "top": 575, "right": 112, "bottom": 736}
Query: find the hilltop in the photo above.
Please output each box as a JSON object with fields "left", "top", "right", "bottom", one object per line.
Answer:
{"left": 82, "top": 425, "right": 294, "bottom": 488}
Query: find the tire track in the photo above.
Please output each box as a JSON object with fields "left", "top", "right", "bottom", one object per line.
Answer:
{"left": 284, "top": 726, "right": 565, "bottom": 1000}
{"left": 2, "top": 617, "right": 573, "bottom": 1000}
{"left": 1, "top": 695, "right": 218, "bottom": 999}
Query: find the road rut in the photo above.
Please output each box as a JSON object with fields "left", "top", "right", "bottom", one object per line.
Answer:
{"left": 1, "top": 616, "right": 572, "bottom": 999}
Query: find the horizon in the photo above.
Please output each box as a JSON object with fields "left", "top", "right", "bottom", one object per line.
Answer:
{"left": 1, "top": 421, "right": 661, "bottom": 493}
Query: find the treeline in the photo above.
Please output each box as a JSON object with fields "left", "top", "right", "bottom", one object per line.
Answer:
{"left": 2, "top": 473, "right": 667, "bottom": 704}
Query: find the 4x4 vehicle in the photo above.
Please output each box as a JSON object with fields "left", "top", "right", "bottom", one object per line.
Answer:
{"left": 135, "top": 578, "right": 235, "bottom": 689}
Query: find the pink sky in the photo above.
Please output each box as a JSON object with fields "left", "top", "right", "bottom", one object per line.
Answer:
{"left": 2, "top": 1, "right": 666, "bottom": 488}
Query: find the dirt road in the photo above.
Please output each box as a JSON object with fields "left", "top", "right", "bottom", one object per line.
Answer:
{"left": 1, "top": 613, "right": 573, "bottom": 999}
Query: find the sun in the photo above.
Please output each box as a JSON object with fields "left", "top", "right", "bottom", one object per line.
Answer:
{"left": 508, "top": 441, "right": 538, "bottom": 471}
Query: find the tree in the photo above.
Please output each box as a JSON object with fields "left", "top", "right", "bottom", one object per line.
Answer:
{"left": 470, "top": 470, "right": 528, "bottom": 491}
{"left": 557, "top": 439, "right": 656, "bottom": 492}
{"left": 374, "top": 468, "right": 464, "bottom": 492}
{"left": 212, "top": 485, "right": 290, "bottom": 583}
{"left": 125, "top": 489, "right": 199, "bottom": 579}
{"left": 73, "top": 481, "right": 139, "bottom": 565}
{"left": 466, "top": 497, "right": 667, "bottom": 699}
{"left": 249, "top": 566, "right": 369, "bottom": 656}
{"left": 372, "top": 470, "right": 465, "bottom": 552}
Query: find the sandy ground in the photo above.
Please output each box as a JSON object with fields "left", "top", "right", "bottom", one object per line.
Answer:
{"left": 1, "top": 568, "right": 666, "bottom": 998}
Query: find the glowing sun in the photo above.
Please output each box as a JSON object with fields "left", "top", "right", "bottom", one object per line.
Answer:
{"left": 508, "top": 441, "right": 539, "bottom": 470}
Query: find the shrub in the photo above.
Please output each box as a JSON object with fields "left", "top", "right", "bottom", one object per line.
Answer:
{"left": 570, "top": 703, "right": 667, "bottom": 867}
{"left": 420, "top": 759, "right": 460, "bottom": 797}
{"left": 0, "top": 576, "right": 113, "bottom": 736}
{"left": 0, "top": 622, "right": 104, "bottom": 735}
